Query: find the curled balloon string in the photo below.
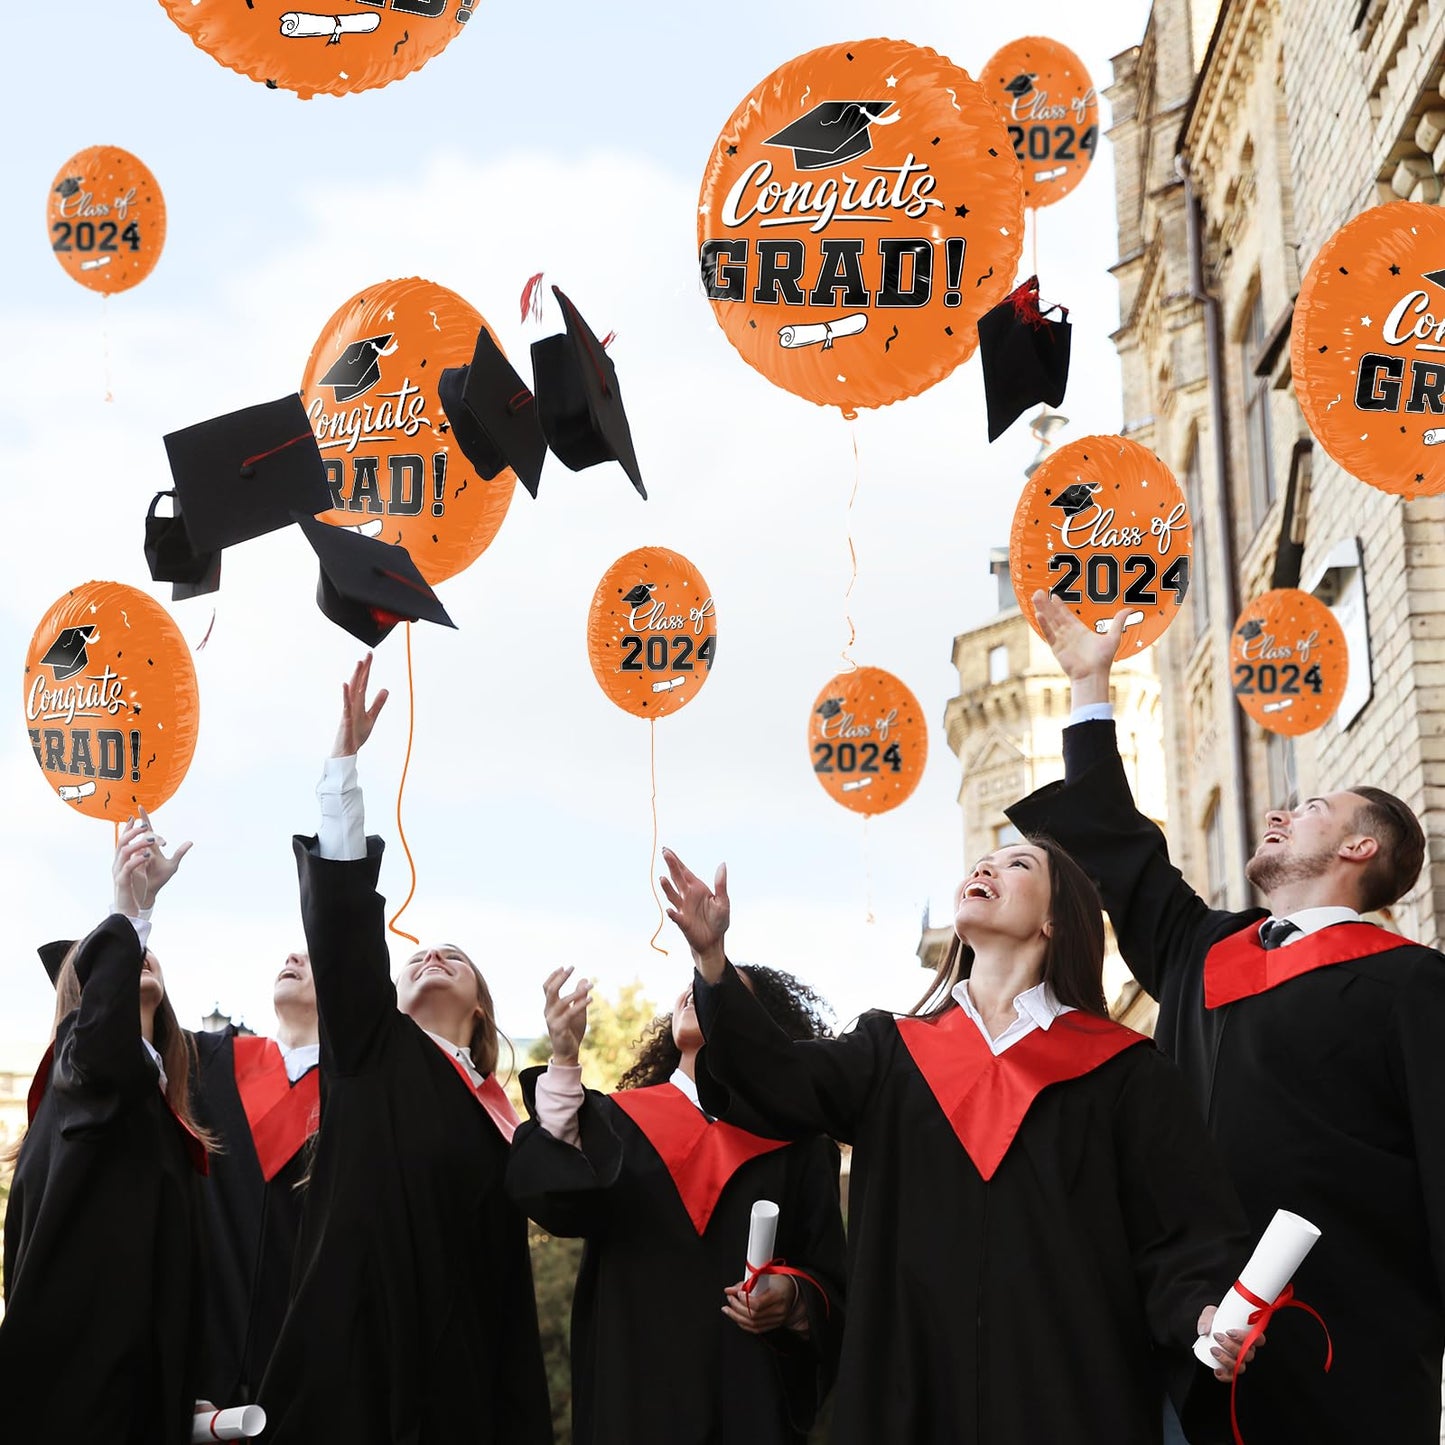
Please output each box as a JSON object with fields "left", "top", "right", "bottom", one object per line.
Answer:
{"left": 102, "top": 295, "right": 114, "bottom": 404}
{"left": 647, "top": 719, "right": 669, "bottom": 956}
{"left": 841, "top": 424, "right": 861, "bottom": 673}
{"left": 863, "top": 814, "right": 875, "bottom": 925}
{"left": 387, "top": 623, "right": 421, "bottom": 946}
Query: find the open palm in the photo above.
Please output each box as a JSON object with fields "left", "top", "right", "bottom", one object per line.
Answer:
{"left": 660, "top": 848, "right": 730, "bottom": 967}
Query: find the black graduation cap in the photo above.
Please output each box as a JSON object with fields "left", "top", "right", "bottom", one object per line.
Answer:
{"left": 816, "top": 698, "right": 844, "bottom": 719}
{"left": 318, "top": 334, "right": 393, "bottom": 404}
{"left": 764, "top": 101, "right": 895, "bottom": 171}
{"left": 1237, "top": 618, "right": 1265, "bottom": 641}
{"left": 54, "top": 176, "right": 81, "bottom": 199}
{"left": 294, "top": 513, "right": 456, "bottom": 647}
{"left": 978, "top": 277, "right": 1072, "bottom": 442}
{"left": 38, "top": 939, "right": 74, "bottom": 987}
{"left": 163, "top": 395, "right": 332, "bottom": 552}
{"left": 1050, "top": 483, "right": 1100, "bottom": 517}
{"left": 531, "top": 287, "right": 646, "bottom": 499}
{"left": 1004, "top": 73, "right": 1036, "bottom": 97}
{"left": 40, "top": 626, "right": 96, "bottom": 682}
{"left": 621, "top": 583, "right": 654, "bottom": 607}
{"left": 1423, "top": 268, "right": 1445, "bottom": 290}
{"left": 437, "top": 327, "right": 547, "bottom": 499}
{"left": 144, "top": 490, "right": 222, "bottom": 600}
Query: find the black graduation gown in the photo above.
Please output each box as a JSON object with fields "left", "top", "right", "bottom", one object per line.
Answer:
{"left": 258, "top": 836, "right": 552, "bottom": 1445}
{"left": 189, "top": 1024, "right": 317, "bottom": 1404}
{"left": 1008, "top": 718, "right": 1445, "bottom": 1444}
{"left": 0, "top": 913, "right": 208, "bottom": 1445}
{"left": 506, "top": 1067, "right": 846, "bottom": 1445}
{"left": 693, "top": 963, "right": 1248, "bottom": 1445}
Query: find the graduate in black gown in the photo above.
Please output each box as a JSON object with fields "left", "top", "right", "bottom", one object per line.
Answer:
{"left": 507, "top": 962, "right": 846, "bottom": 1444}
{"left": 259, "top": 654, "right": 551, "bottom": 1444}
{"left": 0, "top": 813, "right": 210, "bottom": 1444}
{"left": 662, "top": 841, "right": 1255, "bottom": 1445}
{"left": 189, "top": 947, "right": 319, "bottom": 1406}
{"left": 1007, "top": 589, "right": 1445, "bottom": 1445}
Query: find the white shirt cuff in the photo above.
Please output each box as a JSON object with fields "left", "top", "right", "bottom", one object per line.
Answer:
{"left": 1067, "top": 702, "right": 1115, "bottom": 728}
{"left": 317, "top": 754, "right": 366, "bottom": 861}
{"left": 534, "top": 1061, "right": 585, "bottom": 1148}
{"left": 126, "top": 910, "right": 154, "bottom": 952}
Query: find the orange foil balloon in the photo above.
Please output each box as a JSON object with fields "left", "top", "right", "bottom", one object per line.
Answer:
{"left": 1292, "top": 201, "right": 1445, "bottom": 498}
{"left": 1011, "top": 435, "right": 1192, "bottom": 657}
{"left": 809, "top": 668, "right": 927, "bottom": 815}
{"left": 588, "top": 549, "right": 717, "bottom": 719}
{"left": 698, "top": 37, "right": 1024, "bottom": 414}
{"left": 48, "top": 147, "right": 165, "bottom": 295}
{"left": 157, "top": 0, "right": 470, "bottom": 100}
{"left": 1230, "top": 590, "right": 1348, "bottom": 736}
{"left": 981, "top": 38, "right": 1098, "bottom": 209}
{"left": 301, "top": 277, "right": 515, "bottom": 587}
{"left": 23, "top": 583, "right": 199, "bottom": 822}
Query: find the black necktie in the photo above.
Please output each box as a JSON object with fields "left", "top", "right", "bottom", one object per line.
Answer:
{"left": 1260, "top": 918, "right": 1301, "bottom": 950}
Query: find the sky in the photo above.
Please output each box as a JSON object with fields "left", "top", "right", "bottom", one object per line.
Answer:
{"left": 1, "top": 0, "right": 1153, "bottom": 1062}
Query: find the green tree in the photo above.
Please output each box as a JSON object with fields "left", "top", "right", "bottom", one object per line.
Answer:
{"left": 526, "top": 979, "right": 660, "bottom": 1089}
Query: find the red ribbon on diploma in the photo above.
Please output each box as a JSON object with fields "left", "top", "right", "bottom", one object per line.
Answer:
{"left": 1228, "top": 1281, "right": 1333, "bottom": 1445}
{"left": 741, "top": 1257, "right": 830, "bottom": 1319}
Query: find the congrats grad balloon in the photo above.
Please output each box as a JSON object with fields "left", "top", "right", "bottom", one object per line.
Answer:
{"left": 698, "top": 37, "right": 1024, "bottom": 414}
{"left": 1010, "top": 435, "right": 1192, "bottom": 656}
{"left": 1291, "top": 201, "right": 1445, "bottom": 497}
{"left": 1230, "top": 590, "right": 1348, "bottom": 736}
{"left": 588, "top": 549, "right": 717, "bottom": 718}
{"left": 48, "top": 147, "right": 165, "bottom": 295}
{"left": 809, "top": 667, "right": 927, "bottom": 815}
{"left": 157, "top": 0, "right": 471, "bottom": 99}
{"left": 301, "top": 277, "right": 515, "bottom": 586}
{"left": 23, "top": 583, "right": 199, "bottom": 821}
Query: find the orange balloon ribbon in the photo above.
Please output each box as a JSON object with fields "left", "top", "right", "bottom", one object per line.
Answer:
{"left": 48, "top": 147, "right": 165, "bottom": 295}
{"left": 1230, "top": 590, "right": 1348, "bottom": 736}
{"left": 1011, "top": 434, "right": 1193, "bottom": 658}
{"left": 157, "top": 0, "right": 471, "bottom": 99}
{"left": 980, "top": 37, "right": 1099, "bottom": 210}
{"left": 301, "top": 276, "right": 516, "bottom": 586}
{"left": 1291, "top": 201, "right": 1445, "bottom": 498}
{"left": 23, "top": 582, "right": 200, "bottom": 821}
{"left": 808, "top": 667, "right": 927, "bottom": 816}
{"left": 698, "top": 37, "right": 1024, "bottom": 415}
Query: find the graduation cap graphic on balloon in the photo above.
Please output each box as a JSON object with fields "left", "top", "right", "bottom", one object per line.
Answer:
{"left": 815, "top": 697, "right": 844, "bottom": 719}
{"left": 54, "top": 176, "right": 82, "bottom": 199}
{"left": 40, "top": 626, "right": 97, "bottom": 682}
{"left": 1049, "top": 482, "right": 1100, "bottom": 517}
{"left": 764, "top": 100, "right": 898, "bottom": 171}
{"left": 977, "top": 276, "right": 1072, "bottom": 442}
{"left": 1237, "top": 618, "right": 1265, "bottom": 641}
{"left": 318, "top": 333, "right": 395, "bottom": 404}
{"left": 1003, "top": 73, "right": 1037, "bottom": 98}
{"left": 621, "top": 583, "right": 655, "bottom": 607}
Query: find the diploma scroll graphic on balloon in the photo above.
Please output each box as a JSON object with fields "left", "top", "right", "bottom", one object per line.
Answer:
{"left": 279, "top": 12, "right": 382, "bottom": 42}
{"left": 778, "top": 314, "right": 869, "bottom": 350}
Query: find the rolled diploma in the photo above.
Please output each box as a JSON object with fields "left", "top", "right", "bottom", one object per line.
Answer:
{"left": 778, "top": 313, "right": 868, "bottom": 349}
{"left": 279, "top": 12, "right": 382, "bottom": 37}
{"left": 1193, "top": 1208, "right": 1321, "bottom": 1366}
{"left": 191, "top": 1406, "right": 267, "bottom": 1441}
{"left": 746, "top": 1199, "right": 780, "bottom": 1278}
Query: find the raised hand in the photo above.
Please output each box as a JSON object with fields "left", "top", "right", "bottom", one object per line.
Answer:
{"left": 332, "top": 653, "right": 389, "bottom": 759}
{"left": 112, "top": 805, "right": 192, "bottom": 916}
{"left": 1031, "top": 589, "right": 1128, "bottom": 706}
{"left": 542, "top": 966, "right": 592, "bottom": 1067}
{"left": 660, "top": 848, "right": 730, "bottom": 981}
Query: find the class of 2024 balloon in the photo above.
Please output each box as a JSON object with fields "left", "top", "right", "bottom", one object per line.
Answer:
{"left": 809, "top": 667, "right": 927, "bottom": 815}
{"left": 1230, "top": 589, "right": 1348, "bottom": 736}
{"left": 48, "top": 147, "right": 165, "bottom": 295}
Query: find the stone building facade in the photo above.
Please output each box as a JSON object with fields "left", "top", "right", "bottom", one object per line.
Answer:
{"left": 1108, "top": 0, "right": 1445, "bottom": 943}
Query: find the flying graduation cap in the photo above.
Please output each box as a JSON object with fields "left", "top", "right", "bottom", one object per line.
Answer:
{"left": 144, "top": 490, "right": 221, "bottom": 601}
{"left": 39, "top": 626, "right": 96, "bottom": 682}
{"left": 977, "top": 276, "right": 1072, "bottom": 443}
{"left": 531, "top": 286, "right": 646, "bottom": 499}
{"left": 438, "top": 326, "right": 547, "bottom": 498}
{"left": 294, "top": 513, "right": 455, "bottom": 648}
{"left": 318, "top": 334, "right": 394, "bottom": 404}
{"left": 764, "top": 101, "right": 896, "bottom": 170}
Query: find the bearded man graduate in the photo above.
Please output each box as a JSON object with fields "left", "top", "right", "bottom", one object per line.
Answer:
{"left": 1007, "top": 589, "right": 1445, "bottom": 1445}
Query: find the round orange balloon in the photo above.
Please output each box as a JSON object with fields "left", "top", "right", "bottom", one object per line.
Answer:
{"left": 1011, "top": 435, "right": 1193, "bottom": 657}
{"left": 588, "top": 549, "right": 717, "bottom": 719}
{"left": 1292, "top": 201, "right": 1445, "bottom": 498}
{"left": 48, "top": 147, "right": 165, "bottom": 295}
{"left": 301, "top": 277, "right": 514, "bottom": 587}
{"left": 698, "top": 37, "right": 1024, "bottom": 415}
{"left": 23, "top": 583, "right": 199, "bottom": 822}
{"left": 809, "top": 668, "right": 927, "bottom": 815}
{"left": 1230, "top": 590, "right": 1348, "bottom": 736}
{"left": 981, "top": 38, "right": 1098, "bottom": 209}
{"left": 157, "top": 0, "right": 469, "bottom": 99}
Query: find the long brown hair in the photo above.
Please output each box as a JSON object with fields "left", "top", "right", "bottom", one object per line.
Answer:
{"left": 911, "top": 834, "right": 1109, "bottom": 1020}
{"left": 4, "top": 943, "right": 215, "bottom": 1167}
{"left": 430, "top": 945, "right": 512, "bottom": 1082}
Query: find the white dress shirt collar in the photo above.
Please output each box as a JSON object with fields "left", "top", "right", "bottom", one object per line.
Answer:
{"left": 279, "top": 1041, "right": 320, "bottom": 1083}
{"left": 142, "top": 1037, "right": 168, "bottom": 1092}
{"left": 424, "top": 1029, "right": 484, "bottom": 1088}
{"left": 951, "top": 977, "right": 1075, "bottom": 1056}
{"left": 669, "top": 1066, "right": 707, "bottom": 1115}
{"left": 1261, "top": 905, "right": 1361, "bottom": 946}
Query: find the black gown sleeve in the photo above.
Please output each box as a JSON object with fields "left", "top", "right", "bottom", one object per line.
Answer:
{"left": 693, "top": 962, "right": 880, "bottom": 1146}
{"left": 291, "top": 834, "right": 396, "bottom": 1076}
{"left": 505, "top": 1065, "right": 625, "bottom": 1238}
{"left": 1005, "top": 719, "right": 1219, "bottom": 998}
{"left": 59, "top": 914, "right": 152, "bottom": 1101}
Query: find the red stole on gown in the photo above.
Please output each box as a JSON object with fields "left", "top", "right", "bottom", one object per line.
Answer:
{"left": 231, "top": 1034, "right": 321, "bottom": 1182}
{"left": 1203, "top": 921, "right": 1415, "bottom": 1009}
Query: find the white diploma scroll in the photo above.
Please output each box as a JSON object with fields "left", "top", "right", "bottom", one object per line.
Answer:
{"left": 777, "top": 313, "right": 868, "bottom": 350}
{"left": 191, "top": 1406, "right": 267, "bottom": 1441}
{"left": 1193, "top": 1209, "right": 1321, "bottom": 1367}
{"left": 279, "top": 11, "right": 382, "bottom": 40}
{"left": 746, "top": 1199, "right": 780, "bottom": 1278}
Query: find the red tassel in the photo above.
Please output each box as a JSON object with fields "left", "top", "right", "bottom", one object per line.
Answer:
{"left": 600, "top": 330, "right": 616, "bottom": 350}
{"left": 1008, "top": 276, "right": 1046, "bottom": 328}
{"left": 520, "top": 272, "right": 544, "bottom": 324}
